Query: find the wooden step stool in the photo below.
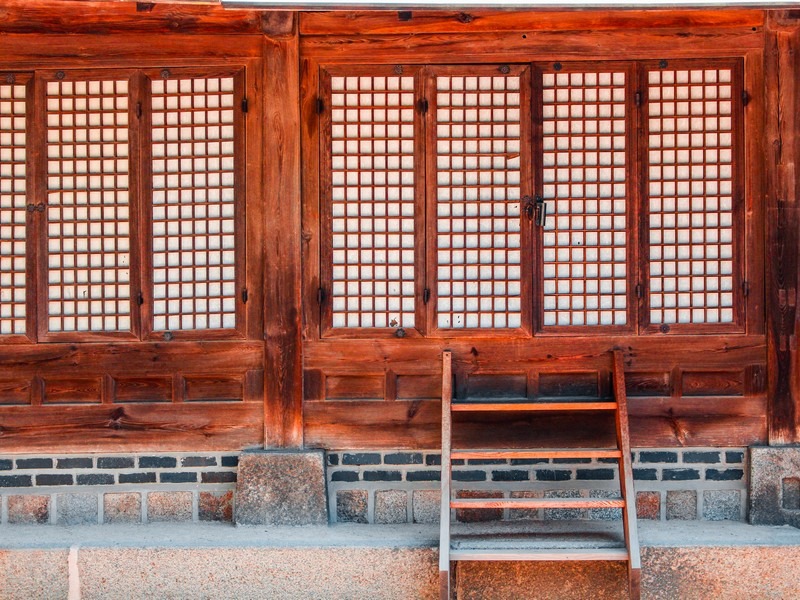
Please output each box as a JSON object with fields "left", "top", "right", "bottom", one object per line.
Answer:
{"left": 438, "top": 350, "right": 641, "bottom": 600}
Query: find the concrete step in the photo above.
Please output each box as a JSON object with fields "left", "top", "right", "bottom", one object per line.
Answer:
{"left": 2, "top": 521, "right": 800, "bottom": 599}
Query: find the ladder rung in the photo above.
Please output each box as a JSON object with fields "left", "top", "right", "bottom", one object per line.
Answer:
{"left": 451, "top": 401, "right": 618, "bottom": 412}
{"left": 450, "top": 498, "right": 624, "bottom": 510}
{"left": 451, "top": 449, "right": 622, "bottom": 460}
{"left": 449, "top": 548, "right": 630, "bottom": 562}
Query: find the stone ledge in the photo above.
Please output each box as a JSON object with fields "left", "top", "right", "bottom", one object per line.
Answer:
{"left": 2, "top": 521, "right": 800, "bottom": 599}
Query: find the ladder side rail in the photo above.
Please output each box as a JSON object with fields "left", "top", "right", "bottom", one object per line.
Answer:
{"left": 439, "top": 350, "right": 453, "bottom": 600}
{"left": 612, "top": 350, "right": 642, "bottom": 599}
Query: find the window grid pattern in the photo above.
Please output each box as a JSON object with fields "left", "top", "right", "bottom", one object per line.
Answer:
{"left": 647, "top": 68, "right": 735, "bottom": 325}
{"left": 435, "top": 74, "right": 522, "bottom": 329}
{"left": 0, "top": 80, "right": 27, "bottom": 335}
{"left": 151, "top": 76, "right": 237, "bottom": 331}
{"left": 542, "top": 71, "right": 628, "bottom": 327}
{"left": 329, "top": 75, "right": 416, "bottom": 329}
{"left": 45, "top": 78, "right": 132, "bottom": 333}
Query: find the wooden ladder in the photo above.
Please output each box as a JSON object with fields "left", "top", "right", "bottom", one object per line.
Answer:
{"left": 438, "top": 350, "right": 641, "bottom": 600}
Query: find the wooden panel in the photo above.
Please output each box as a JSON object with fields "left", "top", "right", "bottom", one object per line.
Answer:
{"left": 300, "top": 10, "right": 765, "bottom": 36}
{"left": 538, "top": 371, "right": 600, "bottom": 398}
{"left": 42, "top": 377, "right": 102, "bottom": 404}
{"left": 396, "top": 373, "right": 440, "bottom": 400}
{"left": 184, "top": 374, "right": 243, "bottom": 402}
{"left": 113, "top": 376, "right": 172, "bottom": 403}
{"left": 0, "top": 402, "right": 263, "bottom": 452}
{"left": 325, "top": 375, "right": 384, "bottom": 401}
{"left": 304, "top": 394, "right": 766, "bottom": 449}
{"left": 466, "top": 373, "right": 527, "bottom": 399}
{"left": 0, "top": 378, "right": 30, "bottom": 405}
{"left": 682, "top": 370, "right": 745, "bottom": 397}
{"left": 625, "top": 371, "right": 671, "bottom": 397}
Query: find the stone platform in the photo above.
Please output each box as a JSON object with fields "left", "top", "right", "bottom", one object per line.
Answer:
{"left": 2, "top": 521, "right": 799, "bottom": 599}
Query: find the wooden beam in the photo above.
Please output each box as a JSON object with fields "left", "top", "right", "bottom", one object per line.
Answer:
{"left": 300, "top": 9, "right": 765, "bottom": 36}
{"left": 765, "top": 11, "right": 800, "bottom": 444}
{"left": 263, "top": 13, "right": 304, "bottom": 448}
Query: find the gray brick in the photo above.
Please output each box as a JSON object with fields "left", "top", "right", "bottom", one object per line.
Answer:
{"left": 16, "top": 458, "right": 53, "bottom": 469}
{"left": 425, "top": 454, "right": 441, "bottom": 466}
{"left": 633, "top": 468, "right": 658, "bottom": 481}
{"left": 326, "top": 453, "right": 339, "bottom": 466}
{"left": 725, "top": 451, "right": 744, "bottom": 464}
{"left": 159, "top": 472, "right": 197, "bottom": 484}
{"left": 535, "top": 469, "right": 571, "bottom": 482}
{"left": 407, "top": 470, "right": 440, "bottom": 482}
{"left": 706, "top": 468, "right": 744, "bottom": 481}
{"left": 181, "top": 456, "right": 217, "bottom": 467}
{"left": 576, "top": 469, "right": 615, "bottom": 481}
{"left": 35, "top": 474, "right": 73, "bottom": 486}
{"left": 639, "top": 451, "right": 678, "bottom": 463}
{"left": 78, "top": 474, "right": 115, "bottom": 486}
{"left": 0, "top": 459, "right": 12, "bottom": 470}
{"left": 139, "top": 456, "right": 177, "bottom": 469}
{"left": 384, "top": 452, "right": 423, "bottom": 465}
{"left": 491, "top": 470, "right": 529, "bottom": 482}
{"left": 119, "top": 472, "right": 156, "bottom": 484}
{"left": 342, "top": 453, "right": 381, "bottom": 466}
{"left": 663, "top": 468, "right": 701, "bottom": 481}
{"left": 363, "top": 470, "right": 402, "bottom": 482}
{"left": 331, "top": 471, "right": 359, "bottom": 482}
{"left": 683, "top": 451, "right": 721, "bottom": 464}
{"left": 98, "top": 457, "right": 135, "bottom": 469}
{"left": 201, "top": 471, "right": 236, "bottom": 484}
{"left": 221, "top": 455, "right": 239, "bottom": 467}
{"left": 0, "top": 475, "right": 32, "bottom": 487}
{"left": 452, "top": 470, "right": 486, "bottom": 482}
{"left": 57, "top": 458, "right": 93, "bottom": 469}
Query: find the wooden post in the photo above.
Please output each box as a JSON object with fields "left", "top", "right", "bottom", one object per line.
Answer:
{"left": 263, "top": 12, "right": 304, "bottom": 448}
{"left": 765, "top": 11, "right": 800, "bottom": 445}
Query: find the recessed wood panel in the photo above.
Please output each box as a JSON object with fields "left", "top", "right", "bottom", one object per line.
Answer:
{"left": 113, "top": 376, "right": 172, "bottom": 403}
{"left": 43, "top": 376, "right": 102, "bottom": 404}
{"left": 325, "top": 374, "right": 385, "bottom": 401}
{"left": 625, "top": 371, "right": 671, "bottom": 397}
{"left": 466, "top": 373, "right": 527, "bottom": 399}
{"left": 183, "top": 374, "right": 243, "bottom": 402}
{"left": 396, "top": 374, "right": 440, "bottom": 400}
{"left": 0, "top": 378, "right": 30, "bottom": 405}
{"left": 538, "top": 371, "right": 599, "bottom": 398}
{"left": 682, "top": 370, "right": 745, "bottom": 396}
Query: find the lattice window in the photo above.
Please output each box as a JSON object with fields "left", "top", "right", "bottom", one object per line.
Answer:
{"left": 45, "top": 76, "right": 132, "bottom": 334}
{"left": 326, "top": 70, "right": 417, "bottom": 329}
{"left": 646, "top": 65, "right": 739, "bottom": 326}
{"left": 541, "top": 68, "right": 629, "bottom": 328}
{"left": 150, "top": 73, "right": 239, "bottom": 332}
{"left": 0, "top": 76, "right": 28, "bottom": 336}
{"left": 434, "top": 69, "right": 524, "bottom": 329}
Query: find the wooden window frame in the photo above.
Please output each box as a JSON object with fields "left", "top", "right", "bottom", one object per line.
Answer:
{"left": 0, "top": 64, "right": 252, "bottom": 344}
{"left": 315, "top": 57, "right": 751, "bottom": 339}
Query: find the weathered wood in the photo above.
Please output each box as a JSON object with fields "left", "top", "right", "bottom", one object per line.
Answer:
{"left": 765, "top": 13, "right": 800, "bottom": 444}
{"left": 0, "top": 403, "right": 263, "bottom": 453}
{"left": 0, "top": 0, "right": 265, "bottom": 35}
{"left": 263, "top": 19, "right": 304, "bottom": 448}
{"left": 300, "top": 9, "right": 764, "bottom": 36}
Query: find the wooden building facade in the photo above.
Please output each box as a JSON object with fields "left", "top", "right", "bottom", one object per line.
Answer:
{"left": 0, "top": 1, "right": 798, "bottom": 476}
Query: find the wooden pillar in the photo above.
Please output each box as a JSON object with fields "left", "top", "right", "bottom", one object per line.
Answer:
{"left": 765, "top": 11, "right": 800, "bottom": 445}
{"left": 262, "top": 11, "right": 303, "bottom": 448}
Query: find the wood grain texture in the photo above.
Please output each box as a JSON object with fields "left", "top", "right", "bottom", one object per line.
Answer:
{"left": 263, "top": 20, "right": 304, "bottom": 448}
{"left": 300, "top": 9, "right": 764, "bottom": 36}
{"left": 765, "top": 13, "right": 800, "bottom": 444}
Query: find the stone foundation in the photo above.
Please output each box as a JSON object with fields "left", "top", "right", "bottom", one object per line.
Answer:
{"left": 749, "top": 446, "right": 800, "bottom": 526}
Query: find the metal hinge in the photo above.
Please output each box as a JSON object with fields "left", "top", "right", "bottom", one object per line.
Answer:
{"left": 635, "top": 283, "right": 644, "bottom": 299}
{"left": 418, "top": 98, "right": 429, "bottom": 114}
{"left": 242, "top": 288, "right": 249, "bottom": 303}
{"left": 317, "top": 287, "right": 325, "bottom": 305}
{"left": 533, "top": 195, "right": 546, "bottom": 227}
{"left": 634, "top": 91, "right": 643, "bottom": 108}
{"left": 26, "top": 203, "right": 44, "bottom": 213}
{"left": 742, "top": 90, "right": 750, "bottom": 107}
{"left": 316, "top": 97, "right": 325, "bottom": 114}
{"left": 137, "top": 291, "right": 144, "bottom": 306}
{"left": 423, "top": 288, "right": 430, "bottom": 304}
{"left": 241, "top": 98, "right": 249, "bottom": 113}
{"left": 742, "top": 280, "right": 750, "bottom": 298}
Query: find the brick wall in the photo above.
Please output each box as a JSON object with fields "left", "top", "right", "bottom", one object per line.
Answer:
{"left": 327, "top": 448, "right": 747, "bottom": 524}
{"left": 0, "top": 453, "right": 238, "bottom": 524}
